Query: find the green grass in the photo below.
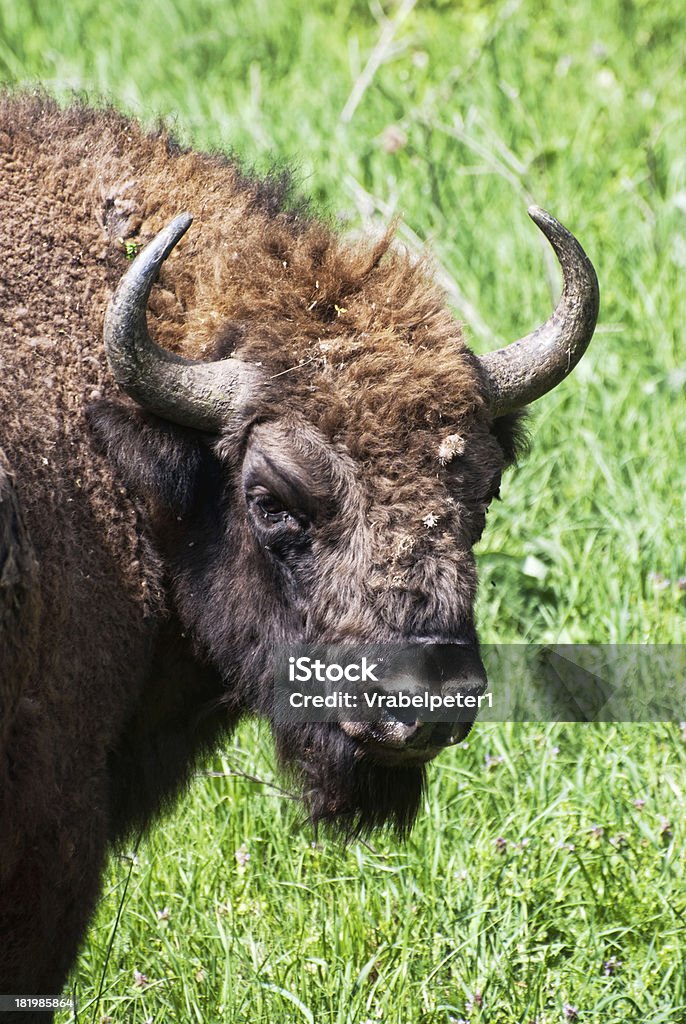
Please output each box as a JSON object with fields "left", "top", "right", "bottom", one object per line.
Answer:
{"left": 61, "top": 723, "right": 686, "bottom": 1023}
{"left": 1, "top": 0, "right": 685, "bottom": 1020}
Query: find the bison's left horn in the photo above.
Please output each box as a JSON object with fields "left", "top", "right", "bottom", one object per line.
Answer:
{"left": 478, "top": 207, "right": 599, "bottom": 416}
{"left": 104, "top": 214, "right": 259, "bottom": 431}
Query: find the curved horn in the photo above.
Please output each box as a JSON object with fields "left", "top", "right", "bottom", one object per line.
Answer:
{"left": 479, "top": 206, "right": 599, "bottom": 416}
{"left": 104, "top": 213, "right": 259, "bottom": 431}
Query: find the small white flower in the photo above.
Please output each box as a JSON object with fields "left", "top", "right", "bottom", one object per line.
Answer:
{"left": 235, "top": 843, "right": 251, "bottom": 868}
{"left": 380, "top": 125, "right": 407, "bottom": 153}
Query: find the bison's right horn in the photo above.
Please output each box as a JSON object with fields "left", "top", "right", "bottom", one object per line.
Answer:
{"left": 478, "top": 207, "right": 599, "bottom": 416}
{"left": 104, "top": 214, "right": 259, "bottom": 431}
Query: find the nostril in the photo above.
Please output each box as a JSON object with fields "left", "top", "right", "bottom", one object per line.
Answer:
{"left": 392, "top": 704, "right": 421, "bottom": 728}
{"left": 368, "top": 681, "right": 426, "bottom": 728}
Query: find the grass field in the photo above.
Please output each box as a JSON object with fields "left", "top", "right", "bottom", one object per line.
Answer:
{"left": 1, "top": 0, "right": 685, "bottom": 1020}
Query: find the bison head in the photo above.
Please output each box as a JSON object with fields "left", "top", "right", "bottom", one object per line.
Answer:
{"left": 90, "top": 209, "right": 598, "bottom": 835}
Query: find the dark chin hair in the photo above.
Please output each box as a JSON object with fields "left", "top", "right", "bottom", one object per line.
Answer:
{"left": 273, "top": 722, "right": 426, "bottom": 839}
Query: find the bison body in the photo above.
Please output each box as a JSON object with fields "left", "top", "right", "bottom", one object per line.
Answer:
{"left": 0, "top": 93, "right": 597, "bottom": 1010}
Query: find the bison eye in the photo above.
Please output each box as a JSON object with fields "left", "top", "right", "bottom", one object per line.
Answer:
{"left": 246, "top": 487, "right": 306, "bottom": 537}
{"left": 254, "top": 494, "right": 291, "bottom": 522}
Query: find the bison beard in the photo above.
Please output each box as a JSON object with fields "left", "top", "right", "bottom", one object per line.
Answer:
{"left": 275, "top": 722, "right": 425, "bottom": 838}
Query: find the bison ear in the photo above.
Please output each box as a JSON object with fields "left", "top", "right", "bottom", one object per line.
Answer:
{"left": 86, "top": 400, "right": 210, "bottom": 518}
{"left": 491, "top": 410, "right": 529, "bottom": 467}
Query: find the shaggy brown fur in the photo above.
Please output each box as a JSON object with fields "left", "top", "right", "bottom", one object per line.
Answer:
{"left": 0, "top": 92, "right": 522, "bottom": 1011}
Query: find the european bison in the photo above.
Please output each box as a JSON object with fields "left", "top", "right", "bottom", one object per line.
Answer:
{"left": 0, "top": 92, "right": 598, "bottom": 1009}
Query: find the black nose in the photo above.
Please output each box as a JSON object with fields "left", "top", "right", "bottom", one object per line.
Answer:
{"left": 342, "top": 643, "right": 488, "bottom": 759}
{"left": 370, "top": 679, "right": 486, "bottom": 750}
